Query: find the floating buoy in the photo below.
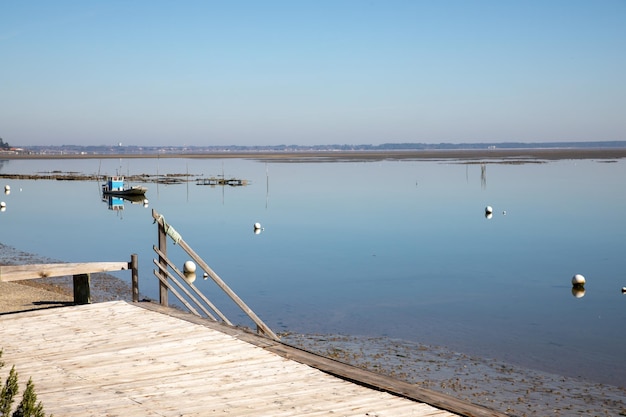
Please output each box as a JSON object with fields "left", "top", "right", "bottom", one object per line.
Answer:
{"left": 4, "top": 185, "right": 9, "bottom": 191}
{"left": 572, "top": 274, "right": 586, "bottom": 286}
{"left": 254, "top": 222, "right": 262, "bottom": 229}
{"left": 621, "top": 287, "right": 626, "bottom": 294}
{"left": 485, "top": 206, "right": 493, "bottom": 219}
{"left": 0, "top": 201, "right": 5, "bottom": 208}
{"left": 502, "top": 210, "right": 506, "bottom": 215}
{"left": 203, "top": 272, "right": 209, "bottom": 280}
{"left": 253, "top": 222, "right": 264, "bottom": 234}
{"left": 183, "top": 261, "right": 196, "bottom": 274}
{"left": 571, "top": 274, "right": 586, "bottom": 298}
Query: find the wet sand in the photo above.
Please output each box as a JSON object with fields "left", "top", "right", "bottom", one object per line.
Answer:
{"left": 282, "top": 333, "right": 626, "bottom": 417}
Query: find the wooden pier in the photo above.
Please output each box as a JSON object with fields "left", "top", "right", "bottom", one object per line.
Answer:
{"left": 0, "top": 301, "right": 506, "bottom": 417}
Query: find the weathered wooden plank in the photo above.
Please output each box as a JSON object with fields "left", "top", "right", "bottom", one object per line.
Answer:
{"left": 136, "top": 301, "right": 508, "bottom": 417}
{"left": 0, "top": 301, "right": 506, "bottom": 417}
{"left": 0, "top": 261, "right": 129, "bottom": 281}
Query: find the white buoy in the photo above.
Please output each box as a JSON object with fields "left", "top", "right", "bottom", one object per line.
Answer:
{"left": 254, "top": 222, "right": 261, "bottom": 229}
{"left": 572, "top": 274, "right": 586, "bottom": 286}
{"left": 4, "top": 185, "right": 9, "bottom": 191}
{"left": 203, "top": 272, "right": 209, "bottom": 280}
{"left": 621, "top": 287, "right": 626, "bottom": 294}
{"left": 183, "top": 260, "right": 196, "bottom": 274}
{"left": 0, "top": 201, "right": 5, "bottom": 208}
{"left": 485, "top": 205, "right": 493, "bottom": 214}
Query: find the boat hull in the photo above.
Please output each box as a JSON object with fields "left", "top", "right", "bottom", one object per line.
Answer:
{"left": 102, "top": 186, "right": 147, "bottom": 196}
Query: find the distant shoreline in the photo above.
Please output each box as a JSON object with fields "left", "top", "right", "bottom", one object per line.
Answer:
{"left": 3, "top": 147, "right": 626, "bottom": 161}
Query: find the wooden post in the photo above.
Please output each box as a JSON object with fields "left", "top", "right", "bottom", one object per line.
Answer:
{"left": 156, "top": 209, "right": 168, "bottom": 306}
{"left": 73, "top": 273, "right": 91, "bottom": 304}
{"left": 130, "top": 253, "right": 139, "bottom": 302}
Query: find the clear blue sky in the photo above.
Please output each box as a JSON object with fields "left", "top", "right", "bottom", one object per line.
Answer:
{"left": 1, "top": 1, "right": 625, "bottom": 147}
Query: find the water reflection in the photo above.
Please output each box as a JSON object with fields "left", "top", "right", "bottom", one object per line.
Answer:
{"left": 571, "top": 285, "right": 586, "bottom": 298}
{"left": 101, "top": 194, "right": 148, "bottom": 212}
{"left": 481, "top": 163, "right": 487, "bottom": 189}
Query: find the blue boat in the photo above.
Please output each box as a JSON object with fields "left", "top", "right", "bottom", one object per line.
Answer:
{"left": 102, "top": 176, "right": 147, "bottom": 197}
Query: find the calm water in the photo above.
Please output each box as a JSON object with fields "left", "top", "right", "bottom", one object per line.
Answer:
{"left": 1, "top": 156, "right": 625, "bottom": 387}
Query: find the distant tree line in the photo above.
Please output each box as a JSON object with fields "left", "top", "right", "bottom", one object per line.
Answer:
{"left": 20, "top": 140, "right": 626, "bottom": 156}
{"left": 0, "top": 138, "right": 9, "bottom": 150}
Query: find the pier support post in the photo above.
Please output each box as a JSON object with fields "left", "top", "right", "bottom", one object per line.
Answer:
{"left": 131, "top": 253, "right": 139, "bottom": 302}
{"left": 157, "top": 214, "right": 168, "bottom": 306}
{"left": 73, "top": 273, "right": 91, "bottom": 305}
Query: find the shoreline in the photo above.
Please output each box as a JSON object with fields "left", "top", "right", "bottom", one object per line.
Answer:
{"left": 3, "top": 147, "right": 626, "bottom": 162}
{"left": 2, "top": 242, "right": 625, "bottom": 416}
{"left": 282, "top": 333, "right": 626, "bottom": 417}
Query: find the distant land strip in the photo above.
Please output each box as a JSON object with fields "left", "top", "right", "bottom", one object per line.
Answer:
{"left": 2, "top": 147, "right": 626, "bottom": 162}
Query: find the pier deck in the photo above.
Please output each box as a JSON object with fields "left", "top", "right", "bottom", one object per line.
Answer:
{"left": 0, "top": 301, "right": 503, "bottom": 416}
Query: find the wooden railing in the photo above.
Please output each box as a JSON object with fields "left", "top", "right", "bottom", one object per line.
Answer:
{"left": 0, "top": 255, "right": 139, "bottom": 305}
{"left": 151, "top": 209, "right": 279, "bottom": 341}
